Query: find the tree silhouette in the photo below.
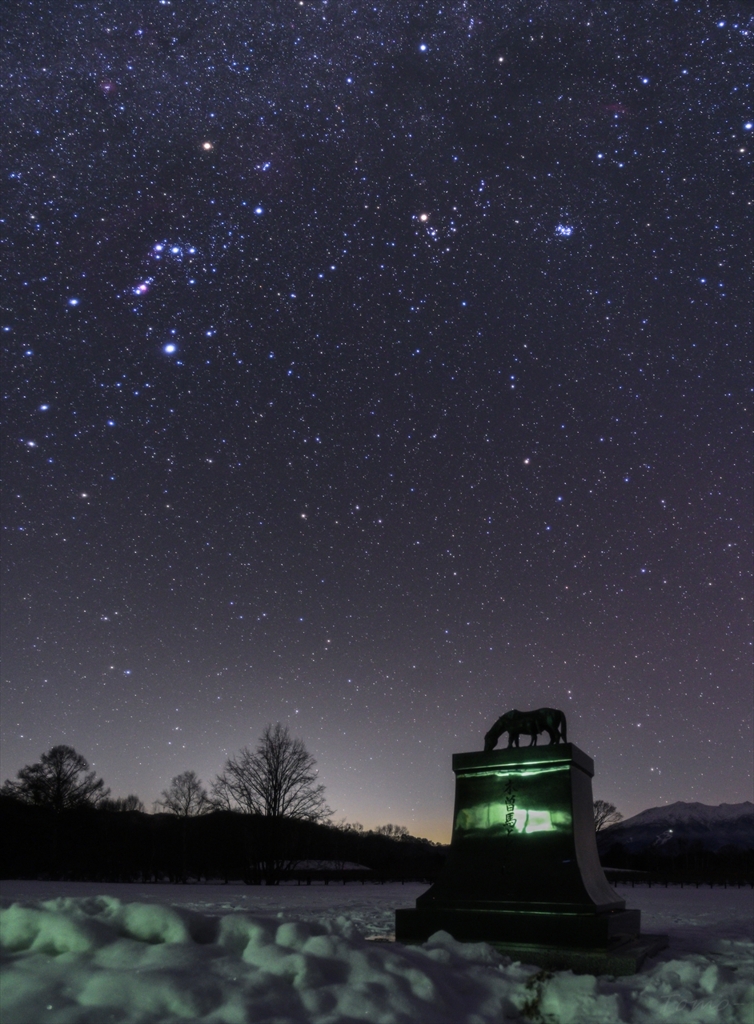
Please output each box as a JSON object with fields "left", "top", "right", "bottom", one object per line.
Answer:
{"left": 100, "top": 794, "right": 145, "bottom": 813}
{"left": 375, "top": 823, "right": 409, "bottom": 838}
{"left": 213, "top": 723, "right": 331, "bottom": 821}
{"left": 154, "top": 771, "right": 210, "bottom": 882}
{"left": 156, "top": 771, "right": 210, "bottom": 816}
{"left": 593, "top": 799, "right": 623, "bottom": 832}
{"left": 1, "top": 745, "right": 109, "bottom": 812}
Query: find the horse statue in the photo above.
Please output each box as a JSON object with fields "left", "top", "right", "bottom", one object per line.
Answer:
{"left": 484, "top": 707, "right": 567, "bottom": 752}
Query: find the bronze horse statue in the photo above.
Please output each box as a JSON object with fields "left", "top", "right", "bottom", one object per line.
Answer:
{"left": 484, "top": 707, "right": 567, "bottom": 752}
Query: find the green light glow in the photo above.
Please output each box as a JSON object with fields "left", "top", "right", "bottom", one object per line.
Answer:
{"left": 455, "top": 805, "right": 557, "bottom": 833}
{"left": 524, "top": 810, "right": 553, "bottom": 833}
{"left": 461, "top": 765, "right": 569, "bottom": 780}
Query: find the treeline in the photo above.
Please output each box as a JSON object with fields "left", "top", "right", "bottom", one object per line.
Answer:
{"left": 0, "top": 732, "right": 446, "bottom": 884}
{"left": 600, "top": 840, "right": 754, "bottom": 885}
{"left": 0, "top": 798, "right": 446, "bottom": 884}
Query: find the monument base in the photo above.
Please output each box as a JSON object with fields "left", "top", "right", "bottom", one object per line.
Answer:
{"left": 396, "top": 741, "right": 668, "bottom": 975}
{"left": 396, "top": 906, "right": 640, "bottom": 948}
{"left": 395, "top": 907, "right": 667, "bottom": 975}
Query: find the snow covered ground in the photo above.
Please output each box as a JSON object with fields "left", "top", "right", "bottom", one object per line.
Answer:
{"left": 1, "top": 879, "right": 751, "bottom": 1023}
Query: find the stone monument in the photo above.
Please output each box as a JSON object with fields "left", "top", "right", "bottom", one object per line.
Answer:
{"left": 395, "top": 708, "right": 668, "bottom": 974}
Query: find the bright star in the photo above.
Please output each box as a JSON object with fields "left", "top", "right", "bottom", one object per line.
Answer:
{"left": 163, "top": 343, "right": 177, "bottom": 354}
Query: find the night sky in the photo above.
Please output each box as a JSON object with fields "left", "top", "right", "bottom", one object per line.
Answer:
{"left": 2, "top": 2, "right": 751, "bottom": 841}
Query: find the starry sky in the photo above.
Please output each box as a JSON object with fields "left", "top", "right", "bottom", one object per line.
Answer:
{"left": 2, "top": 1, "right": 751, "bottom": 841}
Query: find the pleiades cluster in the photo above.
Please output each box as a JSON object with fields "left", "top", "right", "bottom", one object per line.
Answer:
{"left": 2, "top": 2, "right": 750, "bottom": 837}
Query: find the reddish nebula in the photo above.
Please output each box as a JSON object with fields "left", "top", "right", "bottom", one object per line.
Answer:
{"left": 99, "top": 80, "right": 118, "bottom": 96}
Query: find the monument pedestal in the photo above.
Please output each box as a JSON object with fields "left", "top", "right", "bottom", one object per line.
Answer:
{"left": 395, "top": 743, "right": 667, "bottom": 975}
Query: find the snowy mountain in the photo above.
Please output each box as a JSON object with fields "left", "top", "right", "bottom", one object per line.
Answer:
{"left": 598, "top": 801, "right": 754, "bottom": 853}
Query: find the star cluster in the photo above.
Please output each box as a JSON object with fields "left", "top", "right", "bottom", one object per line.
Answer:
{"left": 1, "top": 2, "right": 751, "bottom": 837}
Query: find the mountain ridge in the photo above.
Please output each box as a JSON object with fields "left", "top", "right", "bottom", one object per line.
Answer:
{"left": 616, "top": 800, "right": 753, "bottom": 828}
{"left": 598, "top": 800, "right": 754, "bottom": 853}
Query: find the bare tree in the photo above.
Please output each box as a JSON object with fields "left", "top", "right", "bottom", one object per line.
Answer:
{"left": 214, "top": 723, "right": 331, "bottom": 822}
{"left": 156, "top": 771, "right": 210, "bottom": 817}
{"left": 209, "top": 775, "right": 235, "bottom": 812}
{"left": 101, "top": 794, "right": 145, "bottom": 813}
{"left": 593, "top": 799, "right": 623, "bottom": 832}
{"left": 374, "top": 823, "right": 410, "bottom": 838}
{"left": 334, "top": 819, "right": 364, "bottom": 833}
{"left": 1, "top": 745, "right": 109, "bottom": 812}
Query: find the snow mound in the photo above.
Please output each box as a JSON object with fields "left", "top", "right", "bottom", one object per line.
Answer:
{"left": 0, "top": 895, "right": 751, "bottom": 1023}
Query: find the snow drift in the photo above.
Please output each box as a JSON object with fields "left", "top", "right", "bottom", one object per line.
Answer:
{"left": 1, "top": 883, "right": 752, "bottom": 1023}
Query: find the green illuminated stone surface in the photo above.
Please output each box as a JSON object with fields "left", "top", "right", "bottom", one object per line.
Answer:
{"left": 395, "top": 743, "right": 668, "bottom": 973}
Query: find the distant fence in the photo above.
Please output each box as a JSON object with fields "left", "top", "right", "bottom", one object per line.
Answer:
{"left": 282, "top": 862, "right": 375, "bottom": 885}
{"left": 604, "top": 868, "right": 753, "bottom": 889}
